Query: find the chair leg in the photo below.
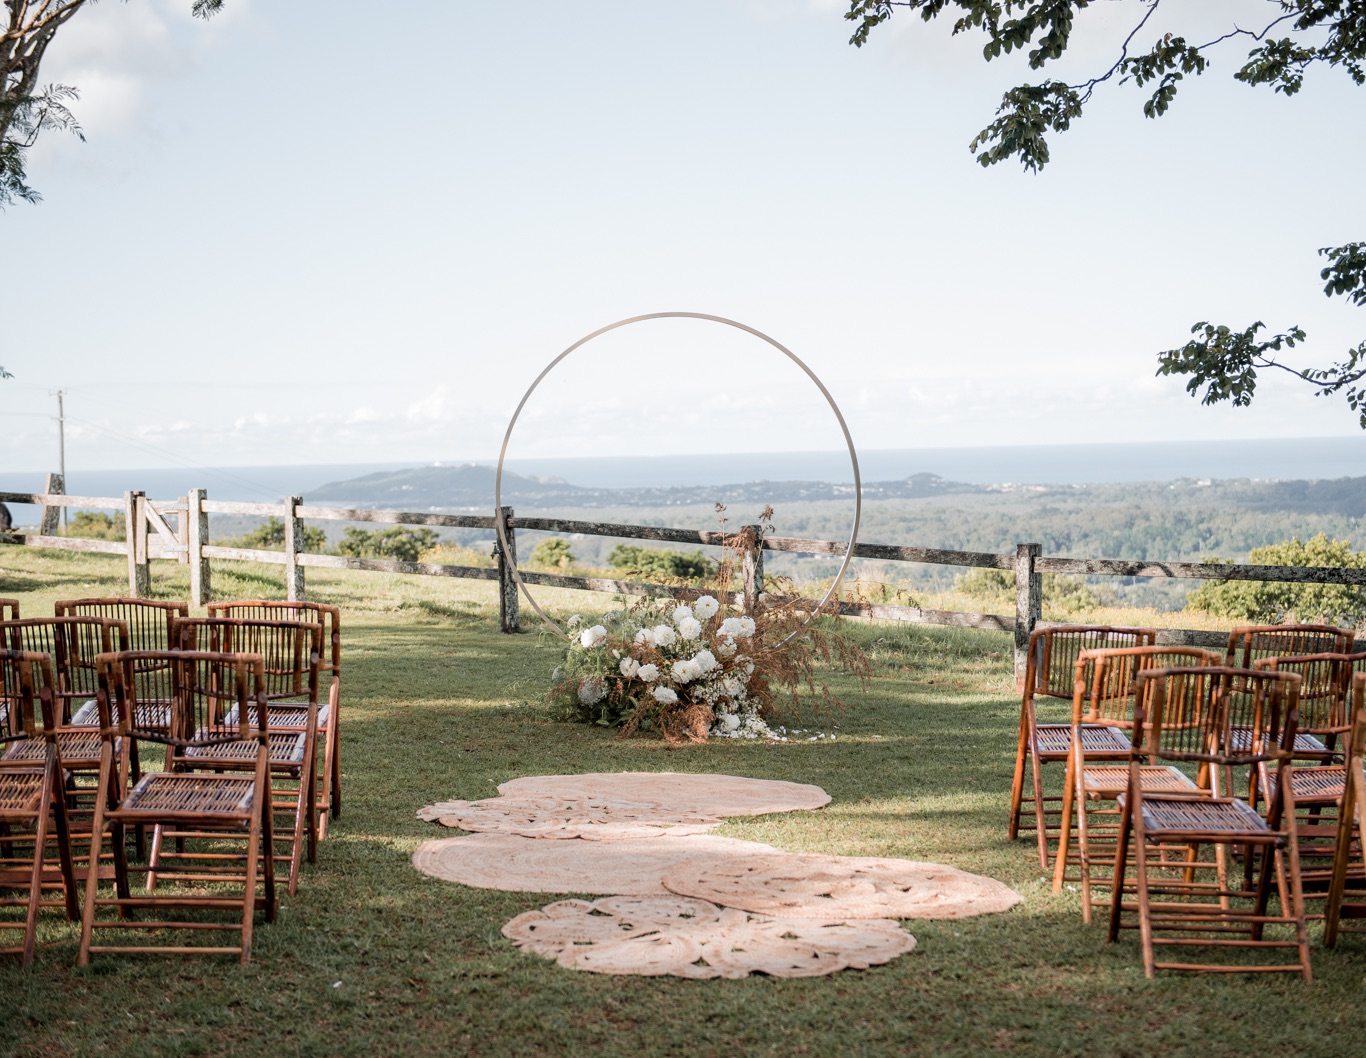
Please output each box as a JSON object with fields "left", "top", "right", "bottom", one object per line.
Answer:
{"left": 1008, "top": 706, "right": 1029, "bottom": 841}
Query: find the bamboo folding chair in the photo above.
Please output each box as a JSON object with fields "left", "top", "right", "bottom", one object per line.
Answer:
{"left": 58, "top": 598, "right": 188, "bottom": 734}
{"left": 1052, "top": 645, "right": 1221, "bottom": 921}
{"left": 0, "top": 650, "right": 77, "bottom": 968}
{"left": 1226, "top": 624, "right": 1355, "bottom": 669}
{"left": 0, "top": 600, "right": 18, "bottom": 621}
{"left": 1009, "top": 625, "right": 1157, "bottom": 868}
{"left": 1323, "top": 672, "right": 1366, "bottom": 946}
{"left": 169, "top": 617, "right": 322, "bottom": 895}
{"left": 208, "top": 600, "right": 343, "bottom": 837}
{"left": 1106, "top": 666, "right": 1312, "bottom": 979}
{"left": 79, "top": 650, "right": 276, "bottom": 966}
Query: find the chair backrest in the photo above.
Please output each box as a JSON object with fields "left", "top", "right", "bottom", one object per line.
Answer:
{"left": 1026, "top": 625, "right": 1157, "bottom": 702}
{"left": 207, "top": 600, "right": 340, "bottom": 678}
{"left": 94, "top": 650, "right": 268, "bottom": 748}
{"left": 0, "top": 617, "right": 128, "bottom": 724}
{"left": 0, "top": 649, "right": 57, "bottom": 750}
{"left": 170, "top": 617, "right": 322, "bottom": 706}
{"left": 1075, "top": 646, "right": 1222, "bottom": 729}
{"left": 1132, "top": 666, "right": 1301, "bottom": 772}
{"left": 53, "top": 597, "right": 187, "bottom": 652}
{"left": 0, "top": 599, "right": 18, "bottom": 622}
{"left": 1226, "top": 624, "right": 1355, "bottom": 669}
{"left": 1253, "top": 651, "right": 1366, "bottom": 739}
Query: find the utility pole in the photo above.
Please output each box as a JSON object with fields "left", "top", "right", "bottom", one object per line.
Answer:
{"left": 52, "top": 389, "right": 66, "bottom": 529}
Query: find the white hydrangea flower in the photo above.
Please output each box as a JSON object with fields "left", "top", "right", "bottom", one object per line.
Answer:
{"left": 672, "top": 604, "right": 695, "bottom": 626}
{"left": 637, "top": 663, "right": 660, "bottom": 682}
{"left": 693, "top": 649, "right": 717, "bottom": 673}
{"left": 716, "top": 637, "right": 737, "bottom": 657}
{"left": 676, "top": 616, "right": 702, "bottom": 641}
{"left": 652, "top": 686, "right": 678, "bottom": 704}
{"left": 634, "top": 627, "right": 655, "bottom": 647}
{"left": 577, "top": 677, "right": 607, "bottom": 704}
{"left": 694, "top": 595, "right": 719, "bottom": 620}
{"left": 579, "top": 625, "right": 608, "bottom": 648}
{"left": 619, "top": 657, "right": 639, "bottom": 678}
{"left": 652, "top": 624, "right": 677, "bottom": 647}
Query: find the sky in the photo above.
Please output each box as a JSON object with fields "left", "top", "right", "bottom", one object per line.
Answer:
{"left": 3, "top": 0, "right": 1365, "bottom": 480}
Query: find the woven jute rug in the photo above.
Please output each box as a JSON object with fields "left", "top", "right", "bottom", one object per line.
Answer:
{"left": 501, "top": 895, "right": 917, "bottom": 978}
{"left": 411, "top": 833, "right": 784, "bottom": 895}
{"left": 416, "top": 794, "right": 722, "bottom": 840}
{"left": 661, "top": 852, "right": 1022, "bottom": 919}
{"left": 495, "top": 773, "right": 832, "bottom": 817}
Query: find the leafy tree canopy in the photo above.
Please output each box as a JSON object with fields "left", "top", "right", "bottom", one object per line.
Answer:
{"left": 2, "top": 0, "right": 222, "bottom": 208}
{"left": 846, "top": 1, "right": 1366, "bottom": 423}
{"left": 1186, "top": 533, "right": 1366, "bottom": 624}
{"left": 608, "top": 544, "right": 716, "bottom": 581}
{"left": 336, "top": 526, "right": 440, "bottom": 564}
{"left": 530, "top": 538, "right": 576, "bottom": 570}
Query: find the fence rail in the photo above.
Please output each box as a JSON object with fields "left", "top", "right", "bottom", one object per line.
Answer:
{"left": 3, "top": 483, "right": 1362, "bottom": 682}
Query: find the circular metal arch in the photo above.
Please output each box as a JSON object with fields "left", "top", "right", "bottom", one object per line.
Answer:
{"left": 494, "top": 312, "right": 862, "bottom": 642}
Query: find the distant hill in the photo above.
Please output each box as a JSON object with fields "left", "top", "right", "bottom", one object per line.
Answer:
{"left": 305, "top": 464, "right": 987, "bottom": 510}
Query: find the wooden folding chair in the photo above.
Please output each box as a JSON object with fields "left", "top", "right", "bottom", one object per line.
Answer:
{"left": 0, "top": 600, "right": 18, "bottom": 621}
{"left": 1226, "top": 624, "right": 1354, "bottom": 668}
{"left": 58, "top": 598, "right": 188, "bottom": 735}
{"left": 1008, "top": 625, "right": 1156, "bottom": 868}
{"left": 0, "top": 650, "right": 78, "bottom": 968}
{"left": 1052, "top": 645, "right": 1221, "bottom": 921}
{"left": 1323, "top": 671, "right": 1366, "bottom": 946}
{"left": 79, "top": 650, "right": 276, "bottom": 966}
{"left": 1107, "top": 666, "right": 1312, "bottom": 979}
{"left": 208, "top": 600, "right": 343, "bottom": 836}
{"left": 169, "top": 617, "right": 322, "bottom": 895}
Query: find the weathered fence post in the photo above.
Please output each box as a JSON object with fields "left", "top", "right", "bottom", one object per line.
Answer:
{"left": 741, "top": 524, "right": 765, "bottom": 614}
{"left": 1014, "top": 542, "right": 1043, "bottom": 689}
{"left": 124, "top": 490, "right": 150, "bottom": 597}
{"left": 497, "top": 506, "right": 519, "bottom": 633}
{"left": 187, "top": 488, "right": 210, "bottom": 608}
{"left": 40, "top": 472, "right": 64, "bottom": 536}
{"left": 284, "top": 496, "right": 305, "bottom": 602}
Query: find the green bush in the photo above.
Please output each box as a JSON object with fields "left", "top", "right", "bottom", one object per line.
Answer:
{"left": 607, "top": 544, "right": 715, "bottom": 580}
{"left": 337, "top": 526, "right": 440, "bottom": 563}
{"left": 63, "top": 511, "right": 126, "bottom": 540}
{"left": 1185, "top": 533, "right": 1366, "bottom": 625}
{"left": 530, "top": 538, "right": 575, "bottom": 569}
{"left": 228, "top": 517, "right": 327, "bottom": 553}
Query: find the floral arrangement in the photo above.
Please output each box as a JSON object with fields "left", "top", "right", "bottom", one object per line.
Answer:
{"left": 547, "top": 543, "right": 870, "bottom": 742}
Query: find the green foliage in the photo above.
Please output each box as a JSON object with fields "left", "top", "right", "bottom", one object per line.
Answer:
{"left": 844, "top": 1, "right": 1366, "bottom": 426}
{"left": 1186, "top": 533, "right": 1366, "bottom": 625}
{"left": 336, "top": 526, "right": 440, "bottom": 563}
{"left": 607, "top": 544, "right": 715, "bottom": 580}
{"left": 529, "top": 537, "right": 575, "bottom": 569}
{"left": 231, "top": 517, "right": 327, "bottom": 553}
{"left": 62, "top": 510, "right": 125, "bottom": 540}
{"left": 954, "top": 566, "right": 1110, "bottom": 617}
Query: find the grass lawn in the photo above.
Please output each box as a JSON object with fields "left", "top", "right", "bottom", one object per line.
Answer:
{"left": 2, "top": 547, "right": 1365, "bottom": 1057}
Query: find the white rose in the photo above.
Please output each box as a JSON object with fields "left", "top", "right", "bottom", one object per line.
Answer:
{"left": 652, "top": 686, "right": 678, "bottom": 705}
{"left": 719, "top": 617, "right": 743, "bottom": 637}
{"left": 693, "top": 649, "right": 717, "bottom": 673}
{"left": 620, "top": 657, "right": 639, "bottom": 678}
{"left": 634, "top": 627, "right": 655, "bottom": 646}
{"left": 737, "top": 617, "right": 756, "bottom": 637}
{"left": 637, "top": 663, "right": 659, "bottom": 682}
{"left": 672, "top": 604, "right": 695, "bottom": 626}
{"left": 579, "top": 625, "right": 607, "bottom": 648}
{"left": 677, "top": 616, "right": 702, "bottom": 641}
{"left": 671, "top": 658, "right": 701, "bottom": 684}
{"left": 694, "top": 595, "right": 719, "bottom": 620}
{"left": 652, "top": 624, "right": 677, "bottom": 647}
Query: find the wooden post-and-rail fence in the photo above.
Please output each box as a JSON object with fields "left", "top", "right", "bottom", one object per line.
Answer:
{"left": 9, "top": 484, "right": 1366, "bottom": 684}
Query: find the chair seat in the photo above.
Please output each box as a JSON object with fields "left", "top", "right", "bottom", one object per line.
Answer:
{"left": 70, "top": 698, "right": 173, "bottom": 731}
{"left": 122, "top": 772, "right": 257, "bottom": 816}
{"left": 1229, "top": 726, "right": 1328, "bottom": 756}
{"left": 222, "top": 701, "right": 329, "bottom": 730}
{"left": 2, "top": 728, "right": 104, "bottom": 766}
{"left": 184, "top": 731, "right": 308, "bottom": 766}
{"left": 1035, "top": 723, "right": 1131, "bottom": 758}
{"left": 1139, "top": 794, "right": 1273, "bottom": 839}
{"left": 0, "top": 771, "right": 46, "bottom": 815}
{"left": 1082, "top": 764, "right": 1201, "bottom": 799}
{"left": 1265, "top": 765, "right": 1347, "bottom": 805}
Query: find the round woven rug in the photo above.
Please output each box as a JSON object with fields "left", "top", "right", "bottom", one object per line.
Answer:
{"left": 502, "top": 895, "right": 917, "bottom": 978}
{"left": 661, "top": 852, "right": 1022, "bottom": 919}
{"left": 416, "top": 794, "right": 722, "bottom": 840}
{"left": 411, "top": 833, "right": 784, "bottom": 895}
{"left": 495, "top": 773, "right": 832, "bottom": 817}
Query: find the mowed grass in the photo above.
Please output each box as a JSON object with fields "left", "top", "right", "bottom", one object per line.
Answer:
{"left": 2, "top": 548, "right": 1366, "bottom": 1057}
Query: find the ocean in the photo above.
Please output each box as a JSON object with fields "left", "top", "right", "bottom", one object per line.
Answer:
{"left": 2, "top": 436, "right": 1364, "bottom": 523}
